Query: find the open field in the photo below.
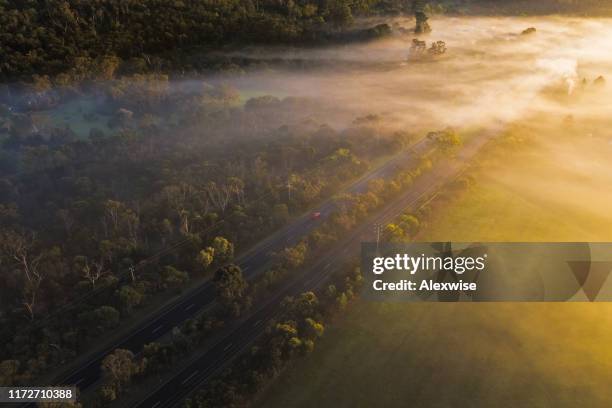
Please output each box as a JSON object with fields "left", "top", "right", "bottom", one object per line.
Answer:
{"left": 255, "top": 300, "right": 612, "bottom": 408}
{"left": 255, "top": 121, "right": 612, "bottom": 407}
{"left": 417, "top": 139, "right": 612, "bottom": 242}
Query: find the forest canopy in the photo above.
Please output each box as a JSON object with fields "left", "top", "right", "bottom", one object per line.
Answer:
{"left": 2, "top": 0, "right": 610, "bottom": 81}
{"left": 0, "top": 0, "right": 409, "bottom": 81}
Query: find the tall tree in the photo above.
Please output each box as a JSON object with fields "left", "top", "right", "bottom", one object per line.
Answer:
{"left": 412, "top": 0, "right": 431, "bottom": 33}
{"left": 101, "top": 348, "right": 140, "bottom": 393}
{"left": 0, "top": 230, "right": 44, "bottom": 320}
{"left": 213, "top": 264, "right": 249, "bottom": 316}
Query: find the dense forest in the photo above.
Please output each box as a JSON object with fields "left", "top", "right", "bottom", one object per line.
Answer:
{"left": 0, "top": 0, "right": 421, "bottom": 388}
{"left": 2, "top": 0, "right": 609, "bottom": 82}
{"left": 0, "top": 71, "right": 417, "bottom": 386}
{"left": 0, "top": 0, "right": 411, "bottom": 81}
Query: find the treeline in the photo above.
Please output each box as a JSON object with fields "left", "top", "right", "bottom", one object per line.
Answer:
{"left": 0, "top": 0, "right": 410, "bottom": 81}
{"left": 0, "top": 75, "right": 415, "bottom": 386}
{"left": 92, "top": 264, "right": 363, "bottom": 408}
{"left": 83, "top": 133, "right": 436, "bottom": 406}
{"left": 185, "top": 267, "right": 363, "bottom": 408}
{"left": 173, "top": 131, "right": 458, "bottom": 408}
{"left": 422, "top": 0, "right": 612, "bottom": 16}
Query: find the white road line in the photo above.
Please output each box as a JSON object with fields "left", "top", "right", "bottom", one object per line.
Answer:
{"left": 75, "top": 378, "right": 84, "bottom": 385}
{"left": 306, "top": 276, "right": 318, "bottom": 286}
{"left": 223, "top": 342, "right": 233, "bottom": 352}
{"left": 253, "top": 319, "right": 262, "bottom": 327}
{"left": 181, "top": 370, "right": 199, "bottom": 385}
{"left": 151, "top": 401, "right": 161, "bottom": 408}
{"left": 184, "top": 303, "right": 195, "bottom": 311}
{"left": 152, "top": 325, "right": 163, "bottom": 333}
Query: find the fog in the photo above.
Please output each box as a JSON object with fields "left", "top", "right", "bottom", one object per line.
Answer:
{"left": 221, "top": 16, "right": 612, "bottom": 242}
{"left": 213, "top": 15, "right": 612, "bottom": 242}
{"left": 5, "top": 15, "right": 612, "bottom": 138}
{"left": 214, "top": 16, "right": 612, "bottom": 133}
{"left": 4, "top": 16, "right": 612, "bottom": 198}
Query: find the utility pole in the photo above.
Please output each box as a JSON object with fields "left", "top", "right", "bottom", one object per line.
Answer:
{"left": 412, "top": 0, "right": 431, "bottom": 34}
{"left": 129, "top": 265, "right": 136, "bottom": 282}
{"left": 374, "top": 223, "right": 383, "bottom": 252}
{"left": 286, "top": 178, "right": 292, "bottom": 201}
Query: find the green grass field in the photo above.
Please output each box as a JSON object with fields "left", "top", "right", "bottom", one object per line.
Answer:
{"left": 256, "top": 301, "right": 612, "bottom": 408}
{"left": 255, "top": 133, "right": 612, "bottom": 408}
{"left": 417, "top": 177, "right": 609, "bottom": 242}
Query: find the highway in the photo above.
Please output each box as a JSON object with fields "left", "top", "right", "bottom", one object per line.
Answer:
{"left": 134, "top": 131, "right": 494, "bottom": 408}
{"left": 44, "top": 136, "right": 437, "bottom": 395}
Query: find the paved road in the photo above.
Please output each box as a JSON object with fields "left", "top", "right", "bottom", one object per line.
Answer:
{"left": 40, "top": 137, "right": 435, "bottom": 396}
{"left": 135, "top": 132, "right": 494, "bottom": 408}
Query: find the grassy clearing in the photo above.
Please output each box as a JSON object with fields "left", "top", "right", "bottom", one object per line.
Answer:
{"left": 417, "top": 176, "right": 603, "bottom": 242}
{"left": 418, "top": 129, "right": 612, "bottom": 243}
{"left": 255, "top": 130, "right": 612, "bottom": 408}
{"left": 36, "top": 97, "right": 112, "bottom": 139}
{"left": 256, "top": 301, "right": 612, "bottom": 408}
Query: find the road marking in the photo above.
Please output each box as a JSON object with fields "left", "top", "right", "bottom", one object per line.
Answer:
{"left": 152, "top": 325, "right": 163, "bottom": 333}
{"left": 323, "top": 263, "right": 331, "bottom": 270}
{"left": 223, "top": 342, "right": 233, "bottom": 351}
{"left": 55, "top": 142, "right": 459, "bottom": 402}
{"left": 184, "top": 303, "right": 195, "bottom": 311}
{"left": 151, "top": 401, "right": 161, "bottom": 408}
{"left": 314, "top": 274, "right": 328, "bottom": 287}
{"left": 253, "top": 319, "right": 262, "bottom": 327}
{"left": 75, "top": 378, "right": 84, "bottom": 385}
{"left": 181, "top": 370, "right": 199, "bottom": 385}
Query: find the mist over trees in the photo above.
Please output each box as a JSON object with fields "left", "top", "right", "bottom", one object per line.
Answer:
{"left": 0, "top": 0, "right": 416, "bottom": 81}
{"left": 0, "top": 68, "right": 416, "bottom": 385}
{"left": 2, "top": 0, "right": 608, "bottom": 400}
{"left": 4, "top": 0, "right": 607, "bottom": 83}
